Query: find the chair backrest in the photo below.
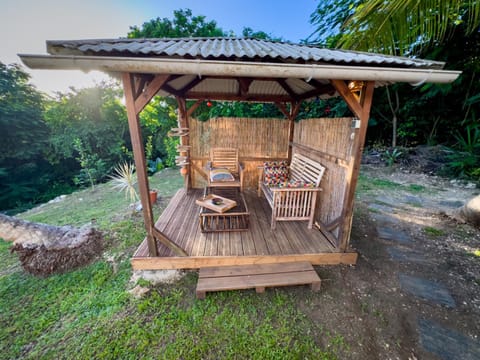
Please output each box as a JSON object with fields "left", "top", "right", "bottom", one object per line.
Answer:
{"left": 289, "top": 153, "right": 326, "bottom": 187}
{"left": 210, "top": 148, "right": 239, "bottom": 173}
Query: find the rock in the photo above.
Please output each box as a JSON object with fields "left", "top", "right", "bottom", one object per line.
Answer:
{"left": 128, "top": 285, "right": 150, "bottom": 299}
{"left": 455, "top": 195, "right": 480, "bottom": 227}
{"left": 130, "top": 269, "right": 185, "bottom": 285}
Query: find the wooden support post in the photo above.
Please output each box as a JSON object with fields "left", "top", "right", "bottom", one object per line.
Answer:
{"left": 287, "top": 102, "right": 301, "bottom": 162}
{"left": 122, "top": 73, "right": 158, "bottom": 257}
{"left": 122, "top": 72, "right": 187, "bottom": 257}
{"left": 176, "top": 97, "right": 191, "bottom": 189}
{"left": 330, "top": 79, "right": 375, "bottom": 251}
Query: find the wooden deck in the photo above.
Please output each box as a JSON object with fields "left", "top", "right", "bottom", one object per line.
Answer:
{"left": 132, "top": 189, "right": 357, "bottom": 270}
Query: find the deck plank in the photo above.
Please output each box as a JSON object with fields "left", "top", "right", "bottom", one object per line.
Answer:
{"left": 132, "top": 188, "right": 348, "bottom": 269}
{"left": 196, "top": 262, "right": 321, "bottom": 299}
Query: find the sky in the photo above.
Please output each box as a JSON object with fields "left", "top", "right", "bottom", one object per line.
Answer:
{"left": 1, "top": 0, "right": 318, "bottom": 94}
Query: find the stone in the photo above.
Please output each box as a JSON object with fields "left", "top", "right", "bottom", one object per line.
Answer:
{"left": 456, "top": 195, "right": 480, "bottom": 227}
{"left": 128, "top": 285, "right": 150, "bottom": 299}
{"left": 377, "top": 226, "right": 412, "bottom": 244}
{"left": 387, "top": 247, "right": 427, "bottom": 264}
{"left": 439, "top": 200, "right": 464, "bottom": 208}
{"left": 418, "top": 319, "right": 480, "bottom": 360}
{"left": 130, "top": 269, "right": 185, "bottom": 285}
{"left": 369, "top": 203, "right": 396, "bottom": 213}
{"left": 399, "top": 274, "right": 456, "bottom": 308}
{"left": 371, "top": 213, "right": 401, "bottom": 225}
{"left": 403, "top": 195, "right": 422, "bottom": 207}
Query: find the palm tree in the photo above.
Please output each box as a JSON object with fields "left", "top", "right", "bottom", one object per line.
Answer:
{"left": 337, "top": 0, "right": 480, "bottom": 55}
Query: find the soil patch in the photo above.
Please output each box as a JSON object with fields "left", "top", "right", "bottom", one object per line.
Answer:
{"left": 301, "top": 164, "right": 480, "bottom": 359}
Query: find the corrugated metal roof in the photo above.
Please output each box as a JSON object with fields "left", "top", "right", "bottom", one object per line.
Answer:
{"left": 46, "top": 37, "right": 445, "bottom": 70}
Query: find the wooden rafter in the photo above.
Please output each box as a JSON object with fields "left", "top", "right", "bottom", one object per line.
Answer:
{"left": 134, "top": 74, "right": 169, "bottom": 113}
{"left": 237, "top": 78, "right": 253, "bottom": 97}
{"left": 276, "top": 79, "right": 299, "bottom": 100}
{"left": 298, "top": 83, "right": 336, "bottom": 101}
{"left": 186, "top": 92, "right": 292, "bottom": 103}
{"left": 186, "top": 99, "right": 203, "bottom": 118}
{"left": 179, "top": 76, "right": 204, "bottom": 96}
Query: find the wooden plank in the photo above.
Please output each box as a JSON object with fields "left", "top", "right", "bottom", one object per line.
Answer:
{"left": 200, "top": 261, "right": 314, "bottom": 278}
{"left": 132, "top": 252, "right": 358, "bottom": 270}
{"left": 196, "top": 262, "right": 321, "bottom": 298}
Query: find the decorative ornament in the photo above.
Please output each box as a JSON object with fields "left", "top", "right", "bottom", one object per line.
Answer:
{"left": 206, "top": 100, "right": 212, "bottom": 107}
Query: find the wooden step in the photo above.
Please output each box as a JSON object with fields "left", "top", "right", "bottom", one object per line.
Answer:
{"left": 196, "top": 261, "right": 321, "bottom": 299}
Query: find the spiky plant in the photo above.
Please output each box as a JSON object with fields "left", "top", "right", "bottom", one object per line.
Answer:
{"left": 109, "top": 162, "right": 138, "bottom": 203}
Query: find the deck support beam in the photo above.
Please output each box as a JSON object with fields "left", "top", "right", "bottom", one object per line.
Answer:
{"left": 122, "top": 72, "right": 187, "bottom": 257}
{"left": 330, "top": 79, "right": 375, "bottom": 251}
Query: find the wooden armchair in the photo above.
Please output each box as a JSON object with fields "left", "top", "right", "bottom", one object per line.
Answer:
{"left": 207, "top": 148, "right": 244, "bottom": 191}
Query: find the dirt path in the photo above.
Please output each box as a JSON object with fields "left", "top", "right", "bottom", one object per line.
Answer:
{"left": 303, "top": 165, "right": 480, "bottom": 359}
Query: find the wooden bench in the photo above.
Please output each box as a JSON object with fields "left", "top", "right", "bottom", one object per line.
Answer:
{"left": 196, "top": 262, "right": 321, "bottom": 299}
{"left": 258, "top": 153, "right": 326, "bottom": 229}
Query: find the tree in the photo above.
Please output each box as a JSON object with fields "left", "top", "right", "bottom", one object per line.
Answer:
{"left": 128, "top": 8, "right": 226, "bottom": 38}
{"left": 336, "top": 0, "right": 480, "bottom": 56}
{"left": 44, "top": 84, "right": 129, "bottom": 187}
{"left": 0, "top": 63, "right": 52, "bottom": 211}
{"left": 0, "top": 213, "right": 103, "bottom": 276}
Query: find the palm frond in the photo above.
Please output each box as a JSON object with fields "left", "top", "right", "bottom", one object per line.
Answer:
{"left": 109, "top": 162, "right": 138, "bottom": 203}
{"left": 338, "top": 0, "right": 480, "bottom": 55}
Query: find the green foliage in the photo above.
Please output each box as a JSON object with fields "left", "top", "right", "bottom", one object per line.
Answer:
{"left": 163, "top": 137, "right": 179, "bottom": 168}
{"left": 336, "top": 0, "right": 480, "bottom": 56}
{"left": 242, "top": 27, "right": 284, "bottom": 41}
{"left": 72, "top": 138, "right": 107, "bottom": 188}
{"left": 0, "top": 63, "right": 57, "bottom": 211}
{"left": 128, "top": 8, "right": 226, "bottom": 38}
{"left": 424, "top": 226, "right": 445, "bottom": 237}
{"left": 443, "top": 124, "right": 480, "bottom": 179}
{"left": 44, "top": 84, "right": 129, "bottom": 171}
{"left": 382, "top": 148, "right": 403, "bottom": 167}
{"left": 147, "top": 157, "right": 164, "bottom": 175}
{"left": 307, "top": 0, "right": 362, "bottom": 46}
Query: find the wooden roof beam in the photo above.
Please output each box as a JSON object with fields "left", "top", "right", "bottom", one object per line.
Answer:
{"left": 237, "top": 78, "right": 253, "bottom": 97}
{"left": 186, "top": 92, "right": 292, "bottom": 103}
{"left": 297, "top": 83, "right": 336, "bottom": 101}
{"left": 178, "top": 76, "right": 205, "bottom": 96}
{"left": 276, "top": 79, "right": 299, "bottom": 101}
{"left": 134, "top": 74, "right": 169, "bottom": 114}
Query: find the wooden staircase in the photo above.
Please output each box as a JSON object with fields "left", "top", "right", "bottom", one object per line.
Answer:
{"left": 196, "top": 261, "right": 321, "bottom": 299}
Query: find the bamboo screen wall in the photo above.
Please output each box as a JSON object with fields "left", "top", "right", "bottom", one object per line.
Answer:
{"left": 292, "top": 117, "right": 355, "bottom": 242}
{"left": 189, "top": 117, "right": 290, "bottom": 188}
{"left": 189, "top": 116, "right": 355, "bottom": 245}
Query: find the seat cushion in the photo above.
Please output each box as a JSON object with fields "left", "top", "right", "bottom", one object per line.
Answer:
{"left": 210, "top": 168, "right": 235, "bottom": 182}
{"left": 263, "top": 161, "right": 289, "bottom": 186}
{"left": 278, "top": 179, "right": 315, "bottom": 188}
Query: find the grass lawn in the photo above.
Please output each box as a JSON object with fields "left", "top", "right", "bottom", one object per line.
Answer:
{"left": 0, "top": 168, "right": 345, "bottom": 359}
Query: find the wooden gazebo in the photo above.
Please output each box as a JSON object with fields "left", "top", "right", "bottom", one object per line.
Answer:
{"left": 20, "top": 38, "right": 460, "bottom": 270}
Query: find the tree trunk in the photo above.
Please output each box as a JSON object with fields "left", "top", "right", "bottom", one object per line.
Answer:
{"left": 0, "top": 214, "right": 103, "bottom": 276}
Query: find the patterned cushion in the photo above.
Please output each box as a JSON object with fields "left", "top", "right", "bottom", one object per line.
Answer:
{"left": 263, "top": 160, "right": 289, "bottom": 186}
{"left": 278, "top": 179, "right": 315, "bottom": 188}
{"left": 210, "top": 168, "right": 235, "bottom": 182}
